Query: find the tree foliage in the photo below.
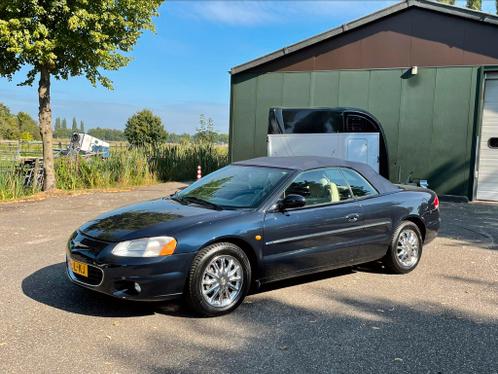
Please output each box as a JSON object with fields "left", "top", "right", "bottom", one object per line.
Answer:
{"left": 193, "top": 114, "right": 228, "bottom": 145}
{"left": 0, "top": 103, "right": 39, "bottom": 140}
{"left": 438, "top": 0, "right": 456, "bottom": 5}
{"left": 124, "top": 109, "right": 167, "bottom": 148}
{"left": 17, "top": 111, "right": 41, "bottom": 140}
{"left": 194, "top": 114, "right": 216, "bottom": 144}
{"left": 71, "top": 117, "right": 78, "bottom": 131}
{"left": 0, "top": 0, "right": 163, "bottom": 190}
{"left": 0, "top": 0, "right": 163, "bottom": 88}
{"left": 466, "top": 0, "right": 482, "bottom": 10}
{"left": 0, "top": 103, "right": 18, "bottom": 139}
{"left": 88, "top": 127, "right": 126, "bottom": 141}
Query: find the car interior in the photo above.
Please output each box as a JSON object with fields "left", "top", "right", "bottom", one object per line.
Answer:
{"left": 285, "top": 168, "right": 353, "bottom": 206}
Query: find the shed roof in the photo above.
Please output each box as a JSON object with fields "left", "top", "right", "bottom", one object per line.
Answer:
{"left": 230, "top": 0, "right": 498, "bottom": 75}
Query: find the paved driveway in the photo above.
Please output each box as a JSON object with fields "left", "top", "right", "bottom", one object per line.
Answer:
{"left": 0, "top": 184, "right": 497, "bottom": 373}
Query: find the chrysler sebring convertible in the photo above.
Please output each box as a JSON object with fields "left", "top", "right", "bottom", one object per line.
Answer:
{"left": 66, "top": 156, "right": 440, "bottom": 316}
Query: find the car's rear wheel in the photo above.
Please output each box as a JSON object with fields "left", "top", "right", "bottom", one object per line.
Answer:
{"left": 383, "top": 221, "right": 423, "bottom": 274}
{"left": 186, "top": 242, "right": 251, "bottom": 316}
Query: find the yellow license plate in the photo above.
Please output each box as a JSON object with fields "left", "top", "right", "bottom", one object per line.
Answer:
{"left": 70, "top": 259, "right": 88, "bottom": 277}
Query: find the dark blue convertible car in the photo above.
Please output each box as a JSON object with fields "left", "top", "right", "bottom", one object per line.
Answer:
{"left": 67, "top": 156, "right": 440, "bottom": 316}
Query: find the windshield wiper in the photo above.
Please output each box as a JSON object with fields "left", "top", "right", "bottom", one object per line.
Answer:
{"left": 170, "top": 193, "right": 187, "bottom": 205}
{"left": 183, "top": 196, "right": 223, "bottom": 210}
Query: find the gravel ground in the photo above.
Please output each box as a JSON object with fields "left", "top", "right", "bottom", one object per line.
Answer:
{"left": 0, "top": 184, "right": 497, "bottom": 374}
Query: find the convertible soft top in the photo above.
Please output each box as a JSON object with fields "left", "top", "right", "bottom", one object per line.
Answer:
{"left": 234, "top": 156, "right": 399, "bottom": 194}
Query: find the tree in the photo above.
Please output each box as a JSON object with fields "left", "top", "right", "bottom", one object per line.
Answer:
{"left": 71, "top": 117, "right": 78, "bottom": 132}
{"left": 124, "top": 110, "right": 166, "bottom": 148}
{"left": 438, "top": 0, "right": 456, "bottom": 4}
{"left": 54, "top": 117, "right": 61, "bottom": 131}
{"left": 80, "top": 121, "right": 85, "bottom": 133}
{"left": 467, "top": 0, "right": 481, "bottom": 10}
{"left": 166, "top": 132, "right": 193, "bottom": 144}
{"left": 194, "top": 114, "right": 217, "bottom": 144}
{"left": 17, "top": 112, "right": 41, "bottom": 140}
{"left": 0, "top": 103, "right": 19, "bottom": 140}
{"left": 0, "top": 1, "right": 163, "bottom": 191}
{"left": 62, "top": 118, "right": 67, "bottom": 130}
{"left": 88, "top": 127, "right": 127, "bottom": 141}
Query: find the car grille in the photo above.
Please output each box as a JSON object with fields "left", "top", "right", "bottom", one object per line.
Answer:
{"left": 68, "top": 231, "right": 109, "bottom": 257}
{"left": 69, "top": 262, "right": 104, "bottom": 286}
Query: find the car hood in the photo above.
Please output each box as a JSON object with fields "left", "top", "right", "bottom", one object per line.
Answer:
{"left": 79, "top": 198, "right": 242, "bottom": 242}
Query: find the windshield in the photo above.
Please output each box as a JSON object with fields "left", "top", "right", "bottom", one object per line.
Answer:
{"left": 176, "top": 165, "right": 290, "bottom": 209}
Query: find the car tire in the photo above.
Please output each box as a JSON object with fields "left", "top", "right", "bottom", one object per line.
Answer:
{"left": 383, "top": 221, "right": 423, "bottom": 274}
{"left": 186, "top": 242, "right": 251, "bottom": 317}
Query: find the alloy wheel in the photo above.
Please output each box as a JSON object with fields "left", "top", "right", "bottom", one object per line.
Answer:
{"left": 396, "top": 228, "right": 420, "bottom": 268}
{"left": 200, "top": 255, "right": 243, "bottom": 308}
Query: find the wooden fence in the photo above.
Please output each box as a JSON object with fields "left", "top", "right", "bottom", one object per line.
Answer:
{"left": 0, "top": 140, "right": 129, "bottom": 162}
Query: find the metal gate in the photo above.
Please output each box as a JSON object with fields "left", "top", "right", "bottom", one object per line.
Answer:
{"left": 477, "top": 73, "right": 498, "bottom": 201}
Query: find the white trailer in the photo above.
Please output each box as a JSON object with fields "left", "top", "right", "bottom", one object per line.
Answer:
{"left": 267, "top": 133, "right": 380, "bottom": 173}
{"left": 68, "top": 133, "right": 110, "bottom": 157}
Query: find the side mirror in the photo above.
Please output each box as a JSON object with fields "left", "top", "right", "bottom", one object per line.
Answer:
{"left": 279, "top": 194, "right": 306, "bottom": 210}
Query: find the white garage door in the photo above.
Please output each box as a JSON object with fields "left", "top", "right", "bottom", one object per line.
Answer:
{"left": 477, "top": 75, "right": 498, "bottom": 201}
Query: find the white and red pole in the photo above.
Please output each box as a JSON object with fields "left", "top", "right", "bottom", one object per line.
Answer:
{"left": 197, "top": 165, "right": 202, "bottom": 180}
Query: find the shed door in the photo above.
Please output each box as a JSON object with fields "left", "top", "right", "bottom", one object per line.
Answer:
{"left": 477, "top": 75, "right": 498, "bottom": 201}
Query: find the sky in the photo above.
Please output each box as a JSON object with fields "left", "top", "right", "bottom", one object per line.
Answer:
{"left": 1, "top": 0, "right": 497, "bottom": 134}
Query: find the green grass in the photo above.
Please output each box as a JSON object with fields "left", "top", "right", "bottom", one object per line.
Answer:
{"left": 0, "top": 163, "right": 41, "bottom": 200}
{"left": 0, "top": 143, "right": 229, "bottom": 201}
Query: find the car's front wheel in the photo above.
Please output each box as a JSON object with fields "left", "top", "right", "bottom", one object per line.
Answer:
{"left": 383, "top": 221, "right": 423, "bottom": 274}
{"left": 186, "top": 242, "right": 251, "bottom": 316}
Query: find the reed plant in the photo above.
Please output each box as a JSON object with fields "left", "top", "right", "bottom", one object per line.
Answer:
{"left": 55, "top": 148, "right": 156, "bottom": 190}
{"left": 0, "top": 142, "right": 229, "bottom": 201}
{"left": 150, "top": 143, "right": 229, "bottom": 181}
{"left": 0, "top": 163, "right": 40, "bottom": 200}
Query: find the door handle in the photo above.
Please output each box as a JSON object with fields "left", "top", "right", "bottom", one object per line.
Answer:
{"left": 346, "top": 213, "right": 360, "bottom": 223}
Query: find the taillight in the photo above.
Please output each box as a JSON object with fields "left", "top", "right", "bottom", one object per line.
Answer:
{"left": 433, "top": 194, "right": 439, "bottom": 210}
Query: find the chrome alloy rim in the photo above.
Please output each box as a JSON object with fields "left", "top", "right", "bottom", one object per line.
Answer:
{"left": 396, "top": 229, "right": 420, "bottom": 268}
{"left": 201, "top": 255, "right": 243, "bottom": 308}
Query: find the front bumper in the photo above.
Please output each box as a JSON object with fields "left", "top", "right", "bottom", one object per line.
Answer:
{"left": 66, "top": 232, "right": 195, "bottom": 301}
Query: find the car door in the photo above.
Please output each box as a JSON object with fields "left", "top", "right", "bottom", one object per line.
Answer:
{"left": 262, "top": 167, "right": 362, "bottom": 280}
{"left": 340, "top": 167, "right": 393, "bottom": 262}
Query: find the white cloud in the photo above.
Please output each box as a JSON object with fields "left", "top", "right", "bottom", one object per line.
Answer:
{"left": 181, "top": 0, "right": 397, "bottom": 26}
{"left": 188, "top": 1, "right": 275, "bottom": 26}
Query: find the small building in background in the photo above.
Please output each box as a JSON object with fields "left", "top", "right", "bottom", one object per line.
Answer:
{"left": 229, "top": 0, "right": 498, "bottom": 201}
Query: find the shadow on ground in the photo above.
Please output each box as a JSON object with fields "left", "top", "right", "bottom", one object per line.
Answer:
{"left": 21, "top": 263, "right": 159, "bottom": 317}
{"left": 22, "top": 262, "right": 367, "bottom": 318}
{"left": 107, "top": 289, "right": 497, "bottom": 373}
{"left": 439, "top": 201, "right": 498, "bottom": 250}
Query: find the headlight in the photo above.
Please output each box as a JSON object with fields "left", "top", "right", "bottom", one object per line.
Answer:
{"left": 111, "top": 236, "right": 177, "bottom": 257}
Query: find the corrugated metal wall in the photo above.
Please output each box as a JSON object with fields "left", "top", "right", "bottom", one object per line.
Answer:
{"left": 230, "top": 66, "right": 478, "bottom": 197}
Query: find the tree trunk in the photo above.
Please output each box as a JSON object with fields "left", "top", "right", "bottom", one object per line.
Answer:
{"left": 38, "top": 67, "right": 56, "bottom": 191}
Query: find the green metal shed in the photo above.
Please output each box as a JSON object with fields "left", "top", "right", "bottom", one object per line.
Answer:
{"left": 229, "top": 0, "right": 498, "bottom": 200}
